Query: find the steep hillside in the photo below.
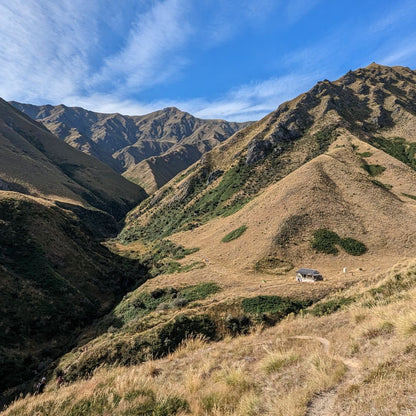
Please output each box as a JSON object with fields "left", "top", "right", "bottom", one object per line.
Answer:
{"left": 121, "top": 64, "right": 416, "bottom": 261}
{"left": 0, "top": 101, "right": 149, "bottom": 402}
{"left": 10, "top": 103, "right": 248, "bottom": 193}
{"left": 0, "top": 192, "right": 148, "bottom": 403}
{"left": 0, "top": 98, "right": 146, "bottom": 225}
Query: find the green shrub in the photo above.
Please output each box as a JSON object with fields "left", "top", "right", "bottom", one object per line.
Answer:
{"left": 361, "top": 163, "right": 386, "bottom": 176}
{"left": 179, "top": 282, "right": 220, "bottom": 302}
{"left": 242, "top": 296, "right": 311, "bottom": 318}
{"left": 340, "top": 237, "right": 367, "bottom": 256}
{"left": 155, "top": 314, "right": 217, "bottom": 356}
{"left": 311, "top": 229, "right": 367, "bottom": 256}
{"left": 114, "top": 283, "right": 221, "bottom": 324}
{"left": 357, "top": 151, "right": 373, "bottom": 157}
{"left": 224, "top": 315, "right": 251, "bottom": 336}
{"left": 140, "top": 240, "right": 200, "bottom": 277}
{"left": 402, "top": 193, "right": 416, "bottom": 200}
{"left": 311, "top": 229, "right": 340, "bottom": 254}
{"left": 309, "top": 297, "right": 354, "bottom": 316}
{"left": 371, "top": 180, "right": 392, "bottom": 190}
{"left": 222, "top": 225, "right": 247, "bottom": 242}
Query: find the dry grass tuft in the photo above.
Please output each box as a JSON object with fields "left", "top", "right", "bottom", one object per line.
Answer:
{"left": 260, "top": 350, "right": 299, "bottom": 374}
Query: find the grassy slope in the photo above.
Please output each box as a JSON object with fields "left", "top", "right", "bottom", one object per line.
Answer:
{"left": 4, "top": 260, "right": 416, "bottom": 415}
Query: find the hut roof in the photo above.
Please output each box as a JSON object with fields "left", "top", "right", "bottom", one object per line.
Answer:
{"left": 296, "top": 268, "right": 321, "bottom": 275}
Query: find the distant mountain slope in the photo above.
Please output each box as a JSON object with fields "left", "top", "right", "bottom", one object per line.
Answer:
{"left": 0, "top": 98, "right": 146, "bottom": 223}
{"left": 10, "top": 102, "right": 248, "bottom": 193}
{"left": 120, "top": 64, "right": 416, "bottom": 268}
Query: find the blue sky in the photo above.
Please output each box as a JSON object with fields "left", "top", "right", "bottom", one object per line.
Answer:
{"left": 0, "top": 0, "right": 416, "bottom": 121}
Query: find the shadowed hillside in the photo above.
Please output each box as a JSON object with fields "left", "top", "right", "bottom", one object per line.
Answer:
{"left": 0, "top": 101, "right": 149, "bottom": 403}
{"left": 10, "top": 103, "right": 249, "bottom": 193}
{"left": 0, "top": 98, "right": 146, "bottom": 224}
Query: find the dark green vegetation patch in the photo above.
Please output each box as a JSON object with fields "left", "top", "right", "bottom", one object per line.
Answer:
{"left": 221, "top": 225, "right": 247, "bottom": 242}
{"left": 357, "top": 151, "right": 373, "bottom": 157}
{"left": 371, "top": 180, "right": 393, "bottom": 190}
{"left": 114, "top": 282, "right": 221, "bottom": 325}
{"left": 402, "top": 193, "right": 416, "bottom": 201}
{"left": 309, "top": 297, "right": 354, "bottom": 316}
{"left": 138, "top": 239, "right": 200, "bottom": 277}
{"left": 369, "top": 136, "right": 416, "bottom": 170}
{"left": 311, "top": 229, "right": 367, "bottom": 256}
{"left": 311, "top": 229, "right": 340, "bottom": 254}
{"left": 242, "top": 295, "right": 311, "bottom": 318}
{"left": 361, "top": 163, "right": 386, "bottom": 177}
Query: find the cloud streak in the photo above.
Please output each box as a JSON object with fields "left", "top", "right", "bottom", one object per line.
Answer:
{"left": 66, "top": 71, "right": 321, "bottom": 122}
{"left": 0, "top": 1, "right": 193, "bottom": 100}
{"left": 92, "top": 0, "right": 192, "bottom": 93}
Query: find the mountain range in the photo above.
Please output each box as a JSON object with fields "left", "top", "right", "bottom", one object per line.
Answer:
{"left": 3, "top": 63, "right": 416, "bottom": 414}
{"left": 10, "top": 103, "right": 248, "bottom": 194}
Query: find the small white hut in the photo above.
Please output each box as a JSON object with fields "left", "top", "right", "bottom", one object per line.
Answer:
{"left": 296, "top": 268, "right": 323, "bottom": 282}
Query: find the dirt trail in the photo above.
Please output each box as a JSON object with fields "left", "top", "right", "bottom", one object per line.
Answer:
{"left": 289, "top": 335, "right": 362, "bottom": 416}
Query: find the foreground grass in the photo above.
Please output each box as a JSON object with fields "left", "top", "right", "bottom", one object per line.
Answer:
{"left": 5, "top": 261, "right": 416, "bottom": 415}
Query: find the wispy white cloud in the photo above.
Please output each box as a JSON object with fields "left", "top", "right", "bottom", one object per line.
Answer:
{"left": 370, "top": 0, "right": 416, "bottom": 34}
{"left": 66, "top": 71, "right": 321, "bottom": 122}
{"left": 92, "top": 0, "right": 192, "bottom": 93}
{"left": 379, "top": 39, "right": 416, "bottom": 66}
{"left": 0, "top": 0, "right": 99, "bottom": 101}
{"left": 0, "top": 0, "right": 193, "bottom": 101}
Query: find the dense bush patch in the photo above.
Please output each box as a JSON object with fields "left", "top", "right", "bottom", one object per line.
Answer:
{"left": 242, "top": 295, "right": 311, "bottom": 320}
{"left": 402, "top": 193, "right": 416, "bottom": 201}
{"left": 114, "top": 282, "right": 221, "bottom": 324}
{"left": 221, "top": 225, "right": 247, "bottom": 242}
{"left": 361, "top": 163, "right": 386, "bottom": 177}
{"left": 309, "top": 297, "right": 354, "bottom": 316}
{"left": 340, "top": 237, "right": 368, "bottom": 256}
{"left": 311, "top": 229, "right": 340, "bottom": 254}
{"left": 369, "top": 136, "right": 416, "bottom": 170}
{"left": 357, "top": 151, "right": 373, "bottom": 157}
{"left": 311, "top": 229, "right": 367, "bottom": 256}
{"left": 371, "top": 179, "right": 392, "bottom": 190}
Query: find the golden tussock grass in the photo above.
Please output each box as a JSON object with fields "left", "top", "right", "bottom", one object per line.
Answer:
{"left": 5, "top": 262, "right": 416, "bottom": 415}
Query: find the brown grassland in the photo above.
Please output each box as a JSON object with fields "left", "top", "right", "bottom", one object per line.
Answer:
{"left": 3, "top": 258, "right": 416, "bottom": 415}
